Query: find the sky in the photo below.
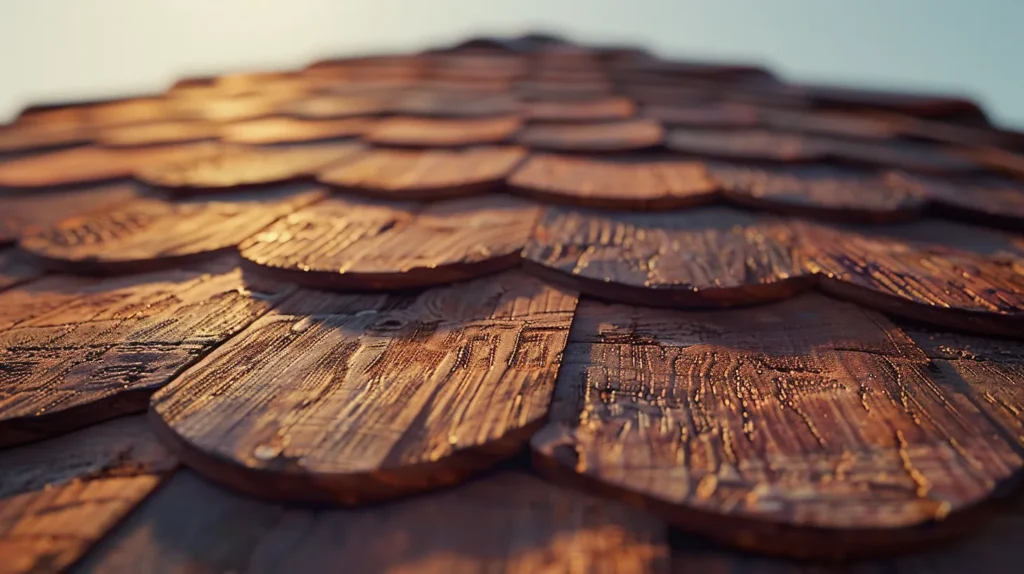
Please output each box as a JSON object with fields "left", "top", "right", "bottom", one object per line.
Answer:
{"left": 1, "top": 0, "right": 1022, "bottom": 126}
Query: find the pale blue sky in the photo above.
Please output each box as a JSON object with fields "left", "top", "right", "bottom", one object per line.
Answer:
{"left": 1, "top": 0, "right": 1021, "bottom": 126}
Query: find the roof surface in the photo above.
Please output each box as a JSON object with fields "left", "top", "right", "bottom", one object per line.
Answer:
{"left": 1, "top": 33, "right": 1024, "bottom": 573}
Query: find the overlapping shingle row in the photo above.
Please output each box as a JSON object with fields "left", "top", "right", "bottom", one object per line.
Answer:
{"left": 1, "top": 33, "right": 1024, "bottom": 572}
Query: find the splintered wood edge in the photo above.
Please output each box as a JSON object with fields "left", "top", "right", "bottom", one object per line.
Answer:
{"left": 239, "top": 250, "right": 523, "bottom": 292}
{"left": 147, "top": 408, "right": 545, "bottom": 505}
{"left": 530, "top": 430, "right": 1019, "bottom": 561}
{"left": 520, "top": 259, "right": 817, "bottom": 309}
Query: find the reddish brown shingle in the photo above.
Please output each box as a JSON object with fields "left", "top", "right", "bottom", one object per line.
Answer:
{"left": 1, "top": 32, "right": 1023, "bottom": 571}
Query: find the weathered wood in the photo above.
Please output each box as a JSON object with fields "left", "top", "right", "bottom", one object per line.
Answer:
{"left": 518, "top": 119, "right": 664, "bottom": 152}
{"left": 281, "top": 95, "right": 392, "bottom": 119}
{"left": 241, "top": 194, "right": 539, "bottom": 290}
{"left": 642, "top": 103, "right": 760, "bottom": 128}
{"left": 0, "top": 415, "right": 176, "bottom": 574}
{"left": 19, "top": 187, "right": 323, "bottom": 274}
{"left": 317, "top": 145, "right": 527, "bottom": 199}
{"left": 71, "top": 470, "right": 668, "bottom": 574}
{"left": 95, "top": 120, "right": 221, "bottom": 148}
{"left": 364, "top": 116, "right": 522, "bottom": 147}
{"left": 710, "top": 163, "right": 926, "bottom": 222}
{"left": 0, "top": 249, "right": 39, "bottom": 291}
{"left": 666, "top": 128, "right": 827, "bottom": 162}
{"left": 0, "top": 144, "right": 219, "bottom": 189}
{"left": 800, "top": 223, "right": 1024, "bottom": 337}
{"left": 135, "top": 143, "right": 362, "bottom": 194}
{"left": 0, "top": 259, "right": 289, "bottom": 447}
{"left": 150, "top": 271, "right": 578, "bottom": 503}
{"left": 220, "top": 116, "right": 372, "bottom": 145}
{"left": 526, "top": 97, "right": 635, "bottom": 122}
{"left": 0, "top": 183, "right": 140, "bottom": 245}
{"left": 508, "top": 153, "right": 719, "bottom": 209}
{"left": 523, "top": 206, "right": 811, "bottom": 307}
{"left": 532, "top": 295, "right": 1024, "bottom": 559}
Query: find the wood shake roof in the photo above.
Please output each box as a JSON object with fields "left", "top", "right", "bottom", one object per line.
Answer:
{"left": 1, "top": 32, "right": 1023, "bottom": 573}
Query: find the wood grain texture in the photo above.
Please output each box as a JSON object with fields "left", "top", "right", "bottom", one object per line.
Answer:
{"left": 508, "top": 153, "right": 719, "bottom": 209}
{"left": 281, "top": 95, "right": 392, "bottom": 119}
{"left": 710, "top": 163, "right": 927, "bottom": 222}
{"left": 800, "top": 223, "right": 1024, "bottom": 338}
{"left": 95, "top": 121, "right": 221, "bottom": 148}
{"left": 642, "top": 103, "right": 760, "bottom": 128}
{"left": 518, "top": 119, "right": 664, "bottom": 152}
{"left": 316, "top": 145, "right": 527, "bottom": 199}
{"left": 18, "top": 187, "right": 323, "bottom": 274}
{"left": 532, "top": 295, "right": 1024, "bottom": 559}
{"left": 666, "top": 128, "right": 827, "bottom": 162}
{"left": 0, "top": 416, "right": 176, "bottom": 574}
{"left": 241, "top": 194, "right": 539, "bottom": 290}
{"left": 364, "top": 116, "right": 522, "bottom": 147}
{"left": 219, "top": 116, "right": 373, "bottom": 145}
{"left": 135, "top": 143, "right": 362, "bottom": 194}
{"left": 71, "top": 470, "right": 668, "bottom": 574}
{"left": 526, "top": 97, "right": 636, "bottom": 122}
{"left": 0, "top": 183, "right": 140, "bottom": 245}
{"left": 150, "top": 271, "right": 578, "bottom": 503}
{"left": 0, "top": 259, "right": 289, "bottom": 447}
{"left": 0, "top": 144, "right": 219, "bottom": 189}
{"left": 523, "top": 206, "right": 810, "bottom": 307}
